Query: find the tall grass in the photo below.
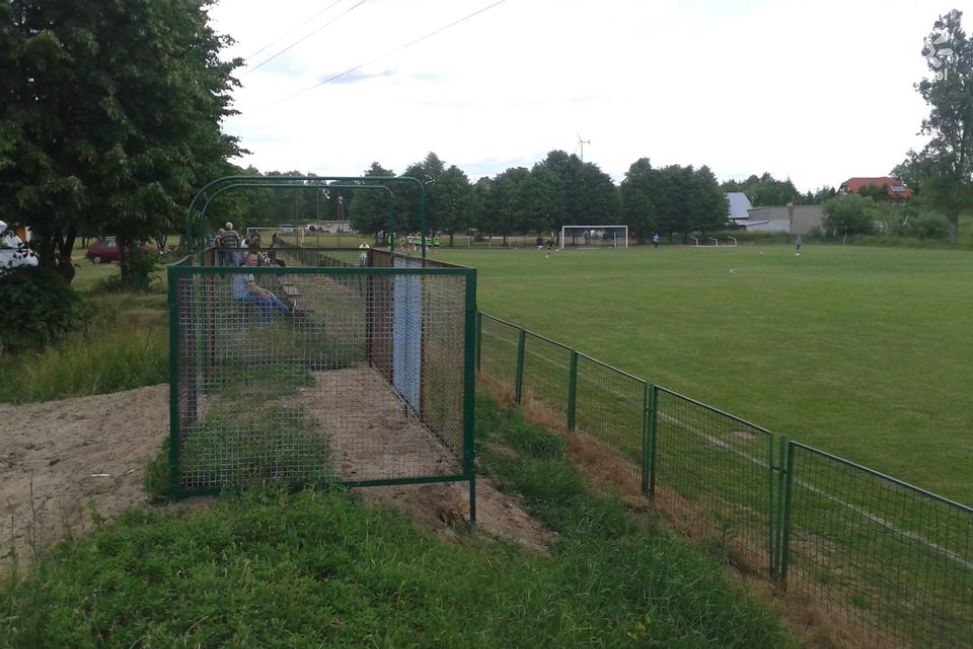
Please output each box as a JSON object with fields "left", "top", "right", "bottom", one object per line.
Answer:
{"left": 0, "top": 264, "right": 169, "bottom": 404}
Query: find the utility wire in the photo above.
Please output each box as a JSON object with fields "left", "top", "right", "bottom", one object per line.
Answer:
{"left": 244, "top": 0, "right": 371, "bottom": 77}
{"left": 244, "top": 0, "right": 347, "bottom": 62}
{"left": 257, "top": 0, "right": 511, "bottom": 110}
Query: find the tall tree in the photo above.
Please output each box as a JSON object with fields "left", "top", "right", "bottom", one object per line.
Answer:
{"left": 895, "top": 9, "right": 973, "bottom": 242}
{"left": 401, "top": 152, "right": 446, "bottom": 234}
{"left": 519, "top": 165, "right": 561, "bottom": 236}
{"left": 348, "top": 162, "right": 395, "bottom": 241}
{"left": 0, "top": 0, "right": 242, "bottom": 284}
{"left": 620, "top": 158, "right": 658, "bottom": 242}
{"left": 435, "top": 165, "right": 472, "bottom": 246}
{"left": 538, "top": 150, "right": 618, "bottom": 230}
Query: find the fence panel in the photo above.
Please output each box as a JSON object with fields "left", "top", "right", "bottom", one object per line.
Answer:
{"left": 784, "top": 443, "right": 973, "bottom": 649}
{"left": 573, "top": 355, "right": 645, "bottom": 482}
{"left": 521, "top": 332, "right": 572, "bottom": 426}
{"left": 479, "top": 315, "right": 520, "bottom": 393}
{"left": 654, "top": 387, "right": 775, "bottom": 574}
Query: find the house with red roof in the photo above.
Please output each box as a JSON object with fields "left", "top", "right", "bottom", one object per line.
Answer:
{"left": 838, "top": 177, "right": 913, "bottom": 200}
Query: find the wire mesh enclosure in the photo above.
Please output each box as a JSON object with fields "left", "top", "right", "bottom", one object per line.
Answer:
{"left": 167, "top": 249, "right": 476, "bottom": 513}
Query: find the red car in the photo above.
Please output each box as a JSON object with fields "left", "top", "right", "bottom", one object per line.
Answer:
{"left": 86, "top": 237, "right": 121, "bottom": 263}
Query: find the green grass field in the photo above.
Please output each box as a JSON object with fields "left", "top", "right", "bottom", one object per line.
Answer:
{"left": 434, "top": 244, "right": 973, "bottom": 506}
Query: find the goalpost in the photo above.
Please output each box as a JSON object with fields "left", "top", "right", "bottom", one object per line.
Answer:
{"left": 560, "top": 225, "right": 629, "bottom": 249}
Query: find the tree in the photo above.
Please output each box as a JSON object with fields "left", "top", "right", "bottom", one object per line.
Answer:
{"left": 896, "top": 9, "right": 973, "bottom": 242}
{"left": 348, "top": 162, "right": 395, "bottom": 241}
{"left": 436, "top": 165, "right": 472, "bottom": 246}
{"left": 0, "top": 0, "right": 242, "bottom": 285}
{"left": 538, "top": 150, "right": 619, "bottom": 230}
{"left": 721, "top": 173, "right": 802, "bottom": 206}
{"left": 823, "top": 194, "right": 876, "bottom": 241}
{"left": 519, "top": 165, "right": 561, "bottom": 236}
{"left": 401, "top": 152, "right": 446, "bottom": 234}
{"left": 620, "top": 158, "right": 657, "bottom": 242}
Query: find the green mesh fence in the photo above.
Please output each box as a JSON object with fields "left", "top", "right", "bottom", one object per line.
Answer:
{"left": 476, "top": 313, "right": 973, "bottom": 648}
{"left": 783, "top": 443, "right": 973, "bottom": 649}
{"left": 574, "top": 354, "right": 646, "bottom": 481}
{"left": 168, "top": 251, "right": 475, "bottom": 500}
{"left": 652, "top": 386, "right": 775, "bottom": 573}
{"left": 521, "top": 332, "right": 572, "bottom": 421}
{"left": 478, "top": 314, "right": 520, "bottom": 391}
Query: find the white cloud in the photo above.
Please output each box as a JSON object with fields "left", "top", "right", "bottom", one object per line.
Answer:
{"left": 209, "top": 0, "right": 972, "bottom": 191}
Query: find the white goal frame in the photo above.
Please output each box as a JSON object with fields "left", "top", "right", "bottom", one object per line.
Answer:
{"left": 559, "top": 225, "right": 629, "bottom": 249}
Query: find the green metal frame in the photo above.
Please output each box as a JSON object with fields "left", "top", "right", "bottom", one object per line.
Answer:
{"left": 166, "top": 256, "right": 477, "bottom": 526}
{"left": 195, "top": 181, "right": 397, "bottom": 251}
{"left": 185, "top": 175, "right": 428, "bottom": 258}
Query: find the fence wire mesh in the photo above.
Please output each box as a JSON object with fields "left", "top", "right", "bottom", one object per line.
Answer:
{"left": 574, "top": 355, "right": 645, "bottom": 481}
{"left": 169, "top": 252, "right": 473, "bottom": 495}
{"left": 479, "top": 315, "right": 520, "bottom": 392}
{"left": 476, "top": 313, "right": 973, "bottom": 648}
{"left": 785, "top": 443, "right": 973, "bottom": 649}
{"left": 653, "top": 387, "right": 774, "bottom": 573}
{"left": 521, "top": 333, "right": 572, "bottom": 424}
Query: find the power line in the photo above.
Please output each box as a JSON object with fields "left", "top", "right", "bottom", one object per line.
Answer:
{"left": 244, "top": 0, "right": 371, "bottom": 77}
{"left": 244, "top": 0, "right": 347, "bottom": 62}
{"left": 258, "top": 0, "right": 511, "bottom": 111}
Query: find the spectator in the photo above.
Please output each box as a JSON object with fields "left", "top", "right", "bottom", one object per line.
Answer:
{"left": 220, "top": 221, "right": 242, "bottom": 267}
{"left": 232, "top": 252, "right": 291, "bottom": 323}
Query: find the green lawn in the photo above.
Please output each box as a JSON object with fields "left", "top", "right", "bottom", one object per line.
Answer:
{"left": 434, "top": 244, "right": 973, "bottom": 505}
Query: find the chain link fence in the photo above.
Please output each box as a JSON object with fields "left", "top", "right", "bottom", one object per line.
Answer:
{"left": 168, "top": 250, "right": 477, "bottom": 518}
{"left": 477, "top": 312, "right": 973, "bottom": 649}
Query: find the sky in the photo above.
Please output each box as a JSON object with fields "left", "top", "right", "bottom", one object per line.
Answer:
{"left": 208, "top": 0, "right": 973, "bottom": 193}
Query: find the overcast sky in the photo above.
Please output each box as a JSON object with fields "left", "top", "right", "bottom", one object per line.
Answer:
{"left": 208, "top": 0, "right": 973, "bottom": 193}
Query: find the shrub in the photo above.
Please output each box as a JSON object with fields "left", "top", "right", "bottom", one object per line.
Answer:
{"left": 119, "top": 246, "right": 164, "bottom": 292}
{"left": 0, "top": 267, "right": 89, "bottom": 355}
{"left": 915, "top": 213, "right": 950, "bottom": 240}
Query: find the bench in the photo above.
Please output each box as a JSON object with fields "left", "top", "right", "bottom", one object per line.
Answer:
{"left": 276, "top": 278, "right": 311, "bottom": 315}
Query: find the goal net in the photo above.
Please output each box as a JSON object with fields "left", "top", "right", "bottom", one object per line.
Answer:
{"left": 560, "top": 225, "right": 629, "bottom": 249}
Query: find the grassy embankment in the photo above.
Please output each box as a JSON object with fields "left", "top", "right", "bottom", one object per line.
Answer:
{"left": 0, "top": 397, "right": 797, "bottom": 648}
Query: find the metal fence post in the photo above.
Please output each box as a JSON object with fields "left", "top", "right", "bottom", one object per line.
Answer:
{"left": 768, "top": 433, "right": 778, "bottom": 578}
{"left": 567, "top": 350, "right": 578, "bottom": 431}
{"left": 641, "top": 382, "right": 655, "bottom": 495}
{"left": 475, "top": 311, "right": 482, "bottom": 372}
{"left": 777, "top": 439, "right": 795, "bottom": 587}
{"left": 514, "top": 328, "right": 526, "bottom": 404}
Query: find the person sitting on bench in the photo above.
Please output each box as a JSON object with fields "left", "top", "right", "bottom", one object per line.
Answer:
{"left": 233, "top": 252, "right": 291, "bottom": 322}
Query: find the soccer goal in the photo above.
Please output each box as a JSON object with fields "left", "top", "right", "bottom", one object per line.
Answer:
{"left": 560, "top": 225, "right": 629, "bottom": 249}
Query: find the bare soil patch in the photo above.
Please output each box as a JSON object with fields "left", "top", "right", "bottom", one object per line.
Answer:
{"left": 1, "top": 379, "right": 551, "bottom": 572}
{"left": 0, "top": 385, "right": 169, "bottom": 571}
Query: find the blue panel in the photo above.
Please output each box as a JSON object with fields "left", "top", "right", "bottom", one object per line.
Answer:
{"left": 393, "top": 257, "right": 422, "bottom": 413}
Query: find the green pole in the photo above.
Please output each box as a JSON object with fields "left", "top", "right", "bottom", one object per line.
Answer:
{"left": 514, "top": 328, "right": 527, "bottom": 404}
{"left": 642, "top": 382, "right": 655, "bottom": 495}
{"left": 777, "top": 439, "right": 795, "bottom": 586}
{"left": 567, "top": 350, "right": 578, "bottom": 431}
{"left": 648, "top": 385, "right": 659, "bottom": 496}
{"left": 769, "top": 434, "right": 779, "bottom": 577}
{"left": 166, "top": 266, "right": 182, "bottom": 499}
{"left": 463, "top": 270, "right": 478, "bottom": 532}
{"left": 475, "top": 312, "right": 482, "bottom": 372}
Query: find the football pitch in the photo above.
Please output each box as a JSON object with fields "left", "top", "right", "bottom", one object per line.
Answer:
{"left": 435, "top": 244, "right": 973, "bottom": 506}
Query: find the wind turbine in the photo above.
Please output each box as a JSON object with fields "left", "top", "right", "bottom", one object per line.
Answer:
{"left": 576, "top": 132, "right": 591, "bottom": 162}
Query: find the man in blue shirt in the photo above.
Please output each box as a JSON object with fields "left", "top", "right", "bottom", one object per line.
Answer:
{"left": 233, "top": 253, "right": 291, "bottom": 323}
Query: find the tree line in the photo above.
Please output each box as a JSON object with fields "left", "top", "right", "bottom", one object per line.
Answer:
{"left": 237, "top": 154, "right": 734, "bottom": 246}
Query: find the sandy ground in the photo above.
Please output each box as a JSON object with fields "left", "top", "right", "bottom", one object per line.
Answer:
{"left": 0, "top": 382, "right": 550, "bottom": 572}
{"left": 0, "top": 385, "right": 169, "bottom": 570}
